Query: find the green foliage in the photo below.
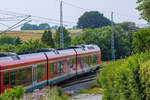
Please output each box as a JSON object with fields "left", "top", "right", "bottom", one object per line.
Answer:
{"left": 15, "top": 37, "right": 22, "bottom": 45}
{"left": 38, "top": 23, "right": 51, "bottom": 30}
{"left": 136, "top": 0, "right": 150, "bottom": 22}
{"left": 116, "top": 22, "right": 138, "bottom": 32}
{"left": 77, "top": 11, "right": 111, "bottom": 29}
{"left": 55, "top": 27, "right": 71, "bottom": 48}
{"left": 0, "top": 86, "right": 25, "bottom": 100}
{"left": 71, "top": 35, "right": 85, "bottom": 45}
{"left": 21, "top": 23, "right": 39, "bottom": 30}
{"left": 0, "top": 44, "right": 16, "bottom": 52}
{"left": 21, "top": 23, "right": 51, "bottom": 30}
{"left": 132, "top": 28, "right": 150, "bottom": 53}
{"left": 97, "top": 52, "right": 150, "bottom": 100}
{"left": 57, "top": 87, "right": 63, "bottom": 96}
{"left": 72, "top": 26, "right": 131, "bottom": 61}
{"left": 139, "top": 61, "right": 150, "bottom": 100}
{"left": 15, "top": 39, "right": 49, "bottom": 53}
{"left": 0, "top": 35, "right": 21, "bottom": 45}
{"left": 41, "top": 30, "right": 55, "bottom": 48}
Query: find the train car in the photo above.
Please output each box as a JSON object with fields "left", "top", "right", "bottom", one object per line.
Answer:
{"left": 45, "top": 48, "right": 77, "bottom": 85}
{"left": 74, "top": 44, "right": 101, "bottom": 74}
{"left": 0, "top": 52, "right": 47, "bottom": 93}
{"left": 0, "top": 44, "right": 101, "bottom": 94}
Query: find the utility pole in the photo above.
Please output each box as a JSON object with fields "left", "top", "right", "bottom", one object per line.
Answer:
{"left": 111, "top": 12, "right": 115, "bottom": 61}
{"left": 60, "top": 0, "right": 64, "bottom": 48}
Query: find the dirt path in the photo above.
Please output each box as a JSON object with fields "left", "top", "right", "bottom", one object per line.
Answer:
{"left": 74, "top": 94, "right": 103, "bottom": 100}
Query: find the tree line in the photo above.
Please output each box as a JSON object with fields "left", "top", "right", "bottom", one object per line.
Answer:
{"left": 0, "top": 21, "right": 140, "bottom": 61}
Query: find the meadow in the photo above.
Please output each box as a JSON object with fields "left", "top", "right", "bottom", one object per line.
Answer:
{"left": 0, "top": 29, "right": 82, "bottom": 41}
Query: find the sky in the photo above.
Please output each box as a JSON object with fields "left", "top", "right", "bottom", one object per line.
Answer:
{"left": 0, "top": 0, "right": 148, "bottom": 30}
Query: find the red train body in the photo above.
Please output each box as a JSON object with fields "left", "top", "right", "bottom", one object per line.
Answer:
{"left": 0, "top": 44, "right": 101, "bottom": 93}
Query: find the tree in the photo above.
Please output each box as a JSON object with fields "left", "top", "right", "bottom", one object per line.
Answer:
{"left": 116, "top": 22, "right": 138, "bottom": 32}
{"left": 51, "top": 25, "right": 58, "bottom": 30}
{"left": 55, "top": 27, "right": 71, "bottom": 48}
{"left": 77, "top": 11, "right": 111, "bottom": 29}
{"left": 0, "top": 35, "right": 20, "bottom": 45}
{"left": 20, "top": 24, "right": 39, "bottom": 30}
{"left": 15, "top": 37, "right": 22, "bottom": 45}
{"left": 72, "top": 26, "right": 131, "bottom": 61}
{"left": 38, "top": 23, "right": 51, "bottom": 30}
{"left": 132, "top": 27, "right": 150, "bottom": 53}
{"left": 41, "top": 30, "right": 55, "bottom": 48}
{"left": 15, "top": 39, "right": 49, "bottom": 53}
{"left": 136, "top": 0, "right": 150, "bottom": 22}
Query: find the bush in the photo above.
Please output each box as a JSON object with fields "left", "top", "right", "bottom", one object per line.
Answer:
{"left": 97, "top": 52, "right": 150, "bottom": 100}
{"left": 15, "top": 39, "right": 49, "bottom": 53}
{"left": 132, "top": 27, "right": 150, "bottom": 53}
{"left": 0, "top": 44, "right": 16, "bottom": 52}
{"left": 0, "top": 86, "right": 25, "bottom": 100}
{"left": 0, "top": 35, "right": 21, "bottom": 45}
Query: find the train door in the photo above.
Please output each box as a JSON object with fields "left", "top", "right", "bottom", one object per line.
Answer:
{"left": 33, "top": 64, "right": 37, "bottom": 87}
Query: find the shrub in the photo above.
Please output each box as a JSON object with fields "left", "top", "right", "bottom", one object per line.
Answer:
{"left": 15, "top": 39, "right": 49, "bottom": 53}
{"left": 132, "top": 27, "right": 150, "bottom": 53}
{"left": 97, "top": 52, "right": 150, "bottom": 100}
{"left": 0, "top": 44, "right": 16, "bottom": 52}
{"left": 41, "top": 30, "right": 55, "bottom": 48}
{"left": 0, "top": 35, "right": 21, "bottom": 45}
{"left": 0, "top": 86, "right": 25, "bottom": 100}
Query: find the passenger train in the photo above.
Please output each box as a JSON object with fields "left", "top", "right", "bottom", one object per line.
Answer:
{"left": 0, "top": 44, "right": 101, "bottom": 93}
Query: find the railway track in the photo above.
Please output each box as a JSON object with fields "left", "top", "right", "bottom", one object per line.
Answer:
{"left": 57, "top": 71, "right": 98, "bottom": 89}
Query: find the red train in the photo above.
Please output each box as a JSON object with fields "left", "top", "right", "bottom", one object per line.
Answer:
{"left": 0, "top": 44, "right": 101, "bottom": 93}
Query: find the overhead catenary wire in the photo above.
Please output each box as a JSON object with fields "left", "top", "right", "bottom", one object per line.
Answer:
{"left": 1, "top": 15, "right": 31, "bottom": 34}
{"left": 0, "top": 9, "right": 76, "bottom": 25}
{"left": 55, "top": 0, "right": 144, "bottom": 23}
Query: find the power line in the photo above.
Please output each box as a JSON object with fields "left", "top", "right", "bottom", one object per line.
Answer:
{"left": 56, "top": 0, "right": 143, "bottom": 22}
{"left": 1, "top": 15, "right": 31, "bottom": 34}
{"left": 0, "top": 9, "right": 76, "bottom": 25}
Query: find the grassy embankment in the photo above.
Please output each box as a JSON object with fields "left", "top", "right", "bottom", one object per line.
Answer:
{"left": 94, "top": 52, "right": 150, "bottom": 100}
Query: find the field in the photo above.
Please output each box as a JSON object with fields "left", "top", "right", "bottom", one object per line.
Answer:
{"left": 0, "top": 29, "right": 82, "bottom": 41}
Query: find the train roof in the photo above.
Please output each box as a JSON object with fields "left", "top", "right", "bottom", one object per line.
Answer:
{"left": 0, "top": 44, "right": 100, "bottom": 57}
{"left": 0, "top": 44, "right": 100, "bottom": 70}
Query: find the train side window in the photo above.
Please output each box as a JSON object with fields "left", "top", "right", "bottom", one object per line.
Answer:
{"left": 42, "top": 64, "right": 46, "bottom": 78}
{"left": 27, "top": 68, "right": 32, "bottom": 84}
{"left": 78, "top": 57, "right": 81, "bottom": 65}
{"left": 22, "top": 69, "right": 26, "bottom": 85}
{"left": 49, "top": 63, "right": 54, "bottom": 73}
{"left": 73, "top": 58, "right": 76, "bottom": 65}
{"left": 70, "top": 59, "right": 73, "bottom": 68}
{"left": 37, "top": 65, "right": 42, "bottom": 80}
{"left": 67, "top": 59, "right": 71, "bottom": 70}
{"left": 16, "top": 70, "right": 22, "bottom": 85}
{"left": 80, "top": 56, "right": 84, "bottom": 68}
{"left": 95, "top": 54, "right": 98, "bottom": 64}
{"left": 83, "top": 56, "right": 86, "bottom": 67}
{"left": 53, "top": 62, "right": 57, "bottom": 75}
{"left": 10, "top": 71, "right": 16, "bottom": 88}
{"left": 87, "top": 56, "right": 90, "bottom": 65}
{"left": 57, "top": 62, "right": 60, "bottom": 73}
{"left": 3, "top": 72, "right": 9, "bottom": 86}
{"left": 60, "top": 60, "right": 64, "bottom": 73}
{"left": 91, "top": 55, "right": 94, "bottom": 65}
